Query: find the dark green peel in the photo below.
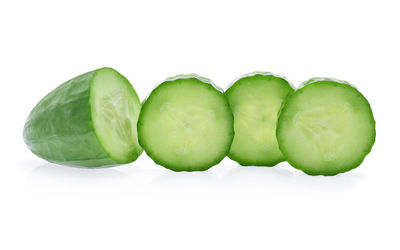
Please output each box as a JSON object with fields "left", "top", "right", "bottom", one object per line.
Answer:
{"left": 23, "top": 67, "right": 142, "bottom": 167}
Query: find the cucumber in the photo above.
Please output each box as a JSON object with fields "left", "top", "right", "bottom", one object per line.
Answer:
{"left": 276, "top": 78, "right": 375, "bottom": 176}
{"left": 225, "top": 72, "right": 294, "bottom": 166}
{"left": 138, "top": 74, "right": 234, "bottom": 171}
{"left": 23, "top": 67, "right": 143, "bottom": 167}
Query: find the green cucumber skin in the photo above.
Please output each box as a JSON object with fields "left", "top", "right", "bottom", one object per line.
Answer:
{"left": 276, "top": 78, "right": 376, "bottom": 176}
{"left": 225, "top": 72, "right": 294, "bottom": 167}
{"left": 229, "top": 153, "right": 283, "bottom": 167}
{"left": 23, "top": 68, "right": 137, "bottom": 167}
{"left": 138, "top": 76, "right": 234, "bottom": 172}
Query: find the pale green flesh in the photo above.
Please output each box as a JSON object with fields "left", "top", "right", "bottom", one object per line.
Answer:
{"left": 225, "top": 74, "right": 294, "bottom": 166}
{"left": 138, "top": 77, "right": 233, "bottom": 171}
{"left": 90, "top": 68, "right": 142, "bottom": 163}
{"left": 277, "top": 81, "right": 375, "bottom": 175}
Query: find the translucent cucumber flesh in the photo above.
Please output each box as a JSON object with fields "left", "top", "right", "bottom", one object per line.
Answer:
{"left": 225, "top": 74, "right": 294, "bottom": 166}
{"left": 277, "top": 80, "right": 375, "bottom": 175}
{"left": 138, "top": 77, "right": 233, "bottom": 171}
{"left": 90, "top": 68, "right": 142, "bottom": 163}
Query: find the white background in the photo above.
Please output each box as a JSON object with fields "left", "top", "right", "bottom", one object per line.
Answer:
{"left": 1, "top": 0, "right": 399, "bottom": 249}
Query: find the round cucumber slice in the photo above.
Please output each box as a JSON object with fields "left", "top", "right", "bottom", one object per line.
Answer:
{"left": 276, "top": 78, "right": 376, "bottom": 176}
{"left": 138, "top": 74, "right": 234, "bottom": 171}
{"left": 225, "top": 72, "right": 294, "bottom": 166}
{"left": 23, "top": 67, "right": 143, "bottom": 167}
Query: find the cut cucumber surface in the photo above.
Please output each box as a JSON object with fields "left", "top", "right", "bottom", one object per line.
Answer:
{"left": 276, "top": 78, "right": 375, "bottom": 176}
{"left": 138, "top": 74, "right": 234, "bottom": 171}
{"left": 23, "top": 67, "right": 142, "bottom": 167}
{"left": 225, "top": 72, "right": 294, "bottom": 166}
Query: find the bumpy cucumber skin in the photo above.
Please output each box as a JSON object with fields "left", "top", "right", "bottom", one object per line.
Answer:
{"left": 23, "top": 68, "right": 142, "bottom": 167}
{"left": 225, "top": 72, "right": 294, "bottom": 167}
{"left": 276, "top": 78, "right": 376, "bottom": 176}
{"left": 138, "top": 74, "right": 234, "bottom": 172}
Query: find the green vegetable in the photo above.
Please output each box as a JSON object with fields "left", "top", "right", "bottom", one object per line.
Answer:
{"left": 23, "top": 67, "right": 142, "bottom": 167}
{"left": 225, "top": 72, "right": 294, "bottom": 166}
{"left": 138, "top": 74, "right": 234, "bottom": 171}
{"left": 276, "top": 78, "right": 375, "bottom": 176}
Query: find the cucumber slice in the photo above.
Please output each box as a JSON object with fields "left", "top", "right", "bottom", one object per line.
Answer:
{"left": 23, "top": 67, "right": 142, "bottom": 167}
{"left": 138, "top": 74, "right": 234, "bottom": 171}
{"left": 276, "top": 78, "right": 375, "bottom": 176}
{"left": 225, "top": 72, "right": 294, "bottom": 166}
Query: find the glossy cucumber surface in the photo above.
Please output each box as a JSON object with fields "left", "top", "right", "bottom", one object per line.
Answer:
{"left": 23, "top": 67, "right": 142, "bottom": 167}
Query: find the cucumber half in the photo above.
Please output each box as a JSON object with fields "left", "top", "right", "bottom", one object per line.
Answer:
{"left": 23, "top": 67, "right": 143, "bottom": 167}
{"left": 138, "top": 74, "right": 234, "bottom": 171}
{"left": 276, "top": 78, "right": 376, "bottom": 176}
{"left": 225, "top": 72, "right": 294, "bottom": 166}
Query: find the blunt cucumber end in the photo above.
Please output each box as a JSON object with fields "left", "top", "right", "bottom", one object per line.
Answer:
{"left": 23, "top": 67, "right": 142, "bottom": 167}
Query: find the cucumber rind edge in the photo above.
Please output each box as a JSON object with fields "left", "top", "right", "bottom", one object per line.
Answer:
{"left": 225, "top": 71, "right": 295, "bottom": 92}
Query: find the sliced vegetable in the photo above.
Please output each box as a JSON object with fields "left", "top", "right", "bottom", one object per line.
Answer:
{"left": 138, "top": 74, "right": 234, "bottom": 171}
{"left": 276, "top": 78, "right": 375, "bottom": 176}
{"left": 23, "top": 67, "right": 142, "bottom": 167}
{"left": 225, "top": 72, "right": 294, "bottom": 166}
